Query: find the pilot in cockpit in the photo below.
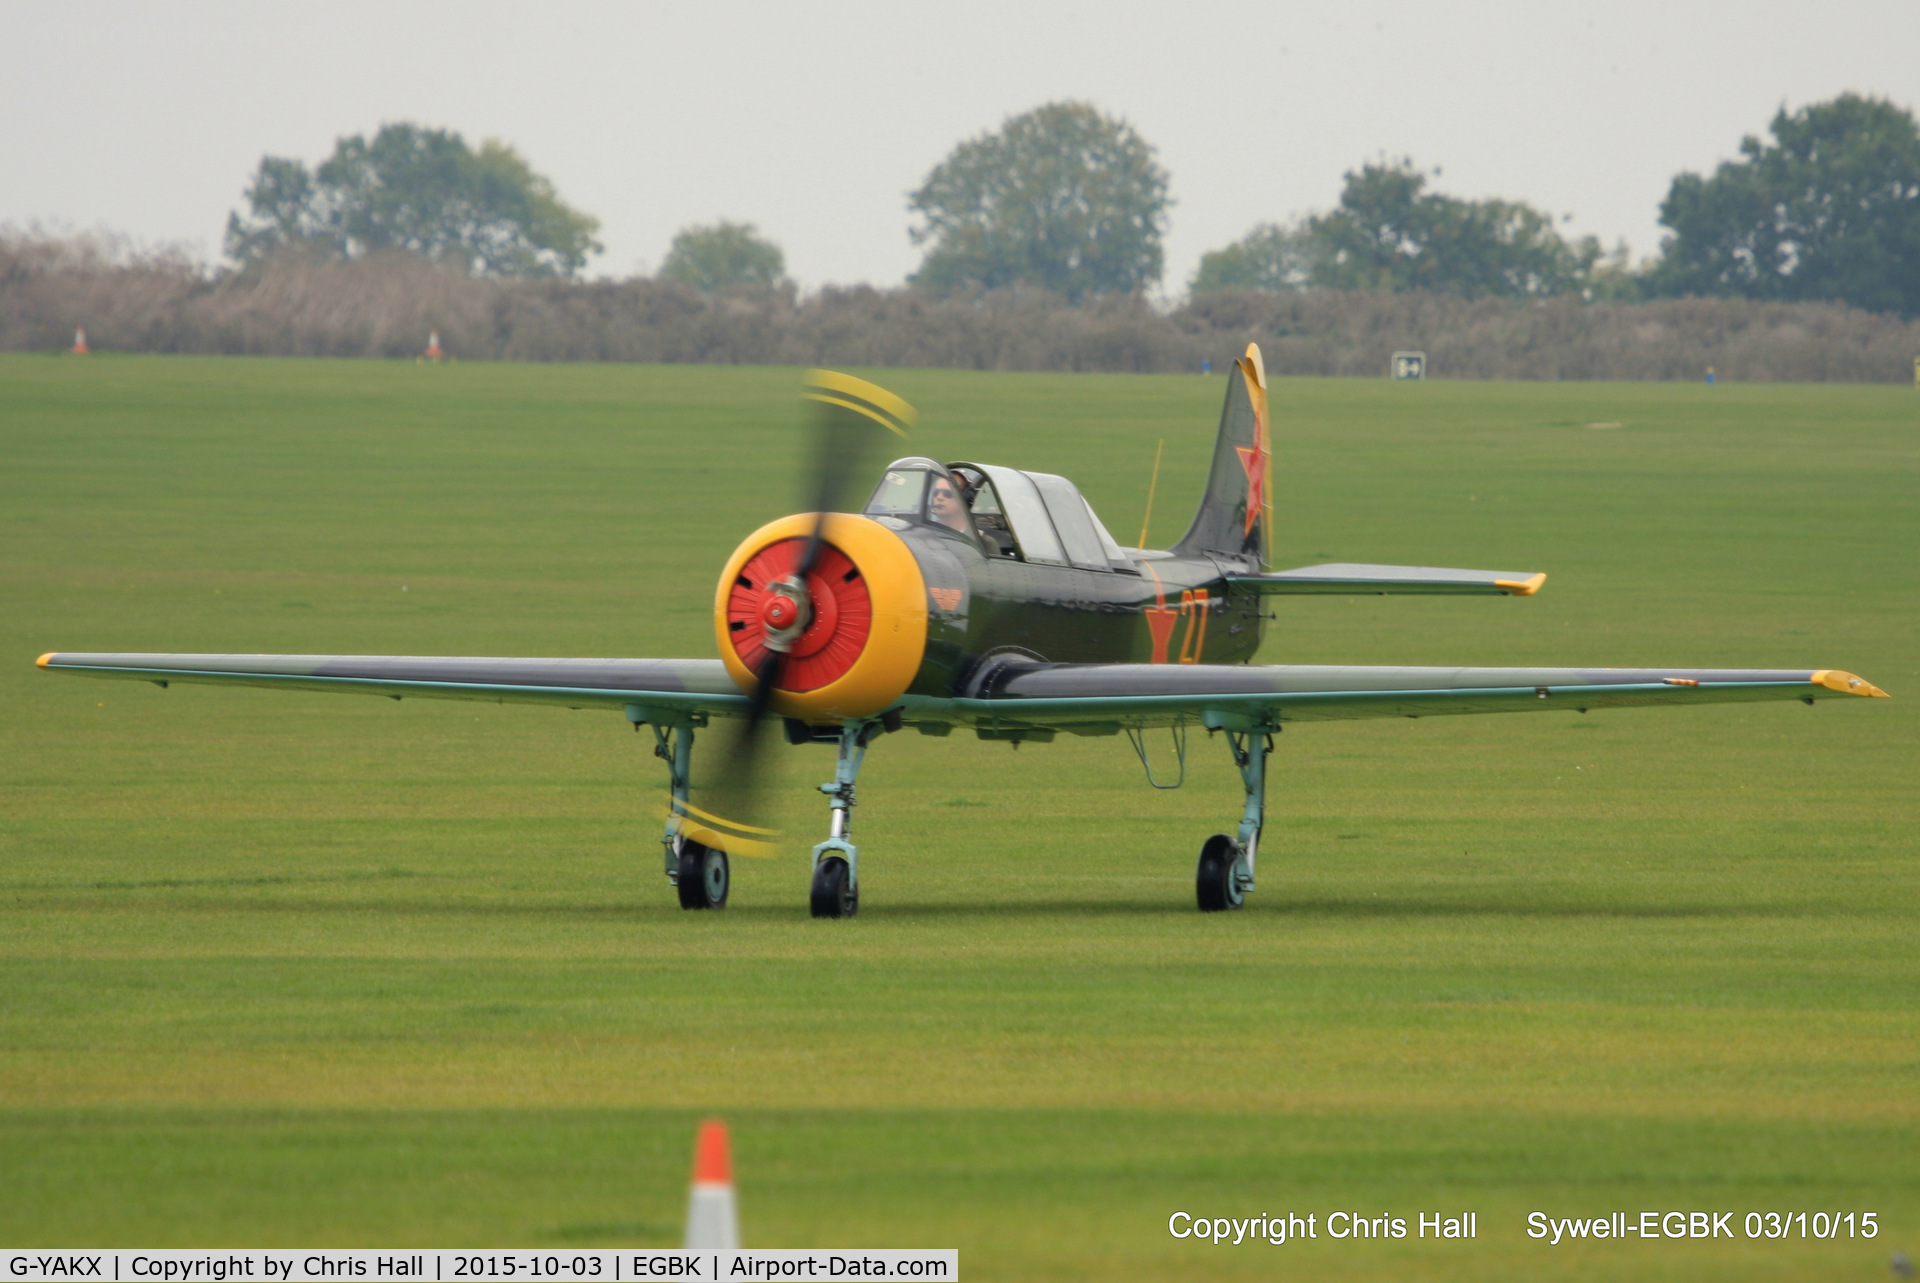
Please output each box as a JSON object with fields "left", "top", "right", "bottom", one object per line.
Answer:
{"left": 866, "top": 459, "right": 983, "bottom": 547}
{"left": 928, "top": 473, "right": 973, "bottom": 534}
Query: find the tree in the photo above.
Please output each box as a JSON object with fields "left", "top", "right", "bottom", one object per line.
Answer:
{"left": 1303, "top": 159, "right": 1601, "bottom": 299}
{"left": 1648, "top": 94, "right": 1920, "bottom": 316}
{"left": 1189, "top": 222, "right": 1319, "bottom": 294}
{"left": 223, "top": 156, "right": 331, "bottom": 265}
{"left": 658, "top": 221, "right": 787, "bottom": 292}
{"left": 225, "top": 124, "right": 601, "bottom": 277}
{"left": 908, "top": 101, "right": 1171, "bottom": 301}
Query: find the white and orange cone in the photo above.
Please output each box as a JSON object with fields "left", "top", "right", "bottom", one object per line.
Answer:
{"left": 683, "top": 1118, "right": 739, "bottom": 1248}
{"left": 425, "top": 330, "right": 443, "bottom": 361}
{"left": 72, "top": 327, "right": 89, "bottom": 355}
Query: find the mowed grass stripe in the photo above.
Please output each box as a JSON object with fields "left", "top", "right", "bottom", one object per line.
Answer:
{"left": 1, "top": 355, "right": 1914, "bottom": 1277}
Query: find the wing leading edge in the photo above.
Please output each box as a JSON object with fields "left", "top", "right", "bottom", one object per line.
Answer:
{"left": 945, "top": 662, "right": 1886, "bottom": 732}
{"left": 36, "top": 652, "right": 748, "bottom": 721}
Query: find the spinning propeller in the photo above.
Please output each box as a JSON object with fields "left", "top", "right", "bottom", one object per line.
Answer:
{"left": 702, "top": 371, "right": 917, "bottom": 851}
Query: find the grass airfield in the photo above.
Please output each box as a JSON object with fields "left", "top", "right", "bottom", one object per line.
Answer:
{"left": 2, "top": 354, "right": 1915, "bottom": 1279}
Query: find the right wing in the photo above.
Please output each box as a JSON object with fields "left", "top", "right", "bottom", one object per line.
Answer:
{"left": 950, "top": 661, "right": 1887, "bottom": 732}
{"left": 36, "top": 652, "right": 748, "bottom": 723}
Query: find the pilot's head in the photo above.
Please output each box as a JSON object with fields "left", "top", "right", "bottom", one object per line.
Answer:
{"left": 928, "top": 473, "right": 970, "bottom": 532}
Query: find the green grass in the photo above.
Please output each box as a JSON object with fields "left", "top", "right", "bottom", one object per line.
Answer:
{"left": 2, "top": 354, "right": 1916, "bottom": 1279}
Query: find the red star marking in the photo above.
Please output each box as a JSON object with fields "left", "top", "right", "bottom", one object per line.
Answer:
{"left": 1234, "top": 409, "right": 1269, "bottom": 538}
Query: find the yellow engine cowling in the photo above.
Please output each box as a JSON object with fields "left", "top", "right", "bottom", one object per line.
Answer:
{"left": 713, "top": 513, "right": 928, "bottom": 722}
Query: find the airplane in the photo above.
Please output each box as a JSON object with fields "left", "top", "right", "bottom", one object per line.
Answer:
{"left": 36, "top": 345, "right": 1888, "bottom": 917}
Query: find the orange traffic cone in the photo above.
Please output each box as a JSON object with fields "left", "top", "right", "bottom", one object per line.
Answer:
{"left": 683, "top": 1118, "right": 739, "bottom": 1248}
{"left": 72, "top": 327, "right": 89, "bottom": 355}
{"left": 425, "top": 330, "right": 443, "bottom": 362}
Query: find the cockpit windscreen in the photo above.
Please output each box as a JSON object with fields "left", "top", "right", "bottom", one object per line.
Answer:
{"left": 865, "top": 468, "right": 929, "bottom": 520}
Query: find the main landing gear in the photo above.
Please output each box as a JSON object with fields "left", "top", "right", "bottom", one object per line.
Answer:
{"left": 644, "top": 715, "right": 732, "bottom": 910}
{"left": 635, "top": 706, "right": 887, "bottom": 918}
{"left": 1194, "top": 726, "right": 1273, "bottom": 913}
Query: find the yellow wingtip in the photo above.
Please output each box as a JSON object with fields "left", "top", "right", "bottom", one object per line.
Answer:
{"left": 1811, "top": 670, "right": 1889, "bottom": 698}
{"left": 36, "top": 652, "right": 54, "bottom": 668}
{"left": 1494, "top": 573, "right": 1547, "bottom": 596}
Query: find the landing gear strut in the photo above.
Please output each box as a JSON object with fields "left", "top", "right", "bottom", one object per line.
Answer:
{"left": 810, "top": 719, "right": 877, "bottom": 918}
{"left": 1196, "top": 725, "right": 1273, "bottom": 912}
{"left": 636, "top": 711, "right": 734, "bottom": 911}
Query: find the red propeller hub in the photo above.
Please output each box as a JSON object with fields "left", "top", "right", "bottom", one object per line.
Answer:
{"left": 762, "top": 595, "right": 797, "bottom": 631}
{"left": 726, "top": 538, "right": 871, "bottom": 692}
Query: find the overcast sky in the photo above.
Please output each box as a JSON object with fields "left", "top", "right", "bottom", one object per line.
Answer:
{"left": 5, "top": 0, "right": 1917, "bottom": 294}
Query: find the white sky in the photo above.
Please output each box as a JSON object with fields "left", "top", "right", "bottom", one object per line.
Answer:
{"left": 5, "top": 0, "right": 1917, "bottom": 295}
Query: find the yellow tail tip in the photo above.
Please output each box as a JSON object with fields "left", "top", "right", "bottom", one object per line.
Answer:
{"left": 36, "top": 652, "right": 54, "bottom": 668}
{"left": 1811, "top": 670, "right": 1889, "bottom": 698}
{"left": 1494, "top": 573, "right": 1547, "bottom": 596}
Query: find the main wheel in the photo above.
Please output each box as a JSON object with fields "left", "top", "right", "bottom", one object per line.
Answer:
{"left": 676, "top": 840, "right": 729, "bottom": 910}
{"left": 809, "top": 855, "right": 858, "bottom": 919}
{"left": 1195, "top": 834, "right": 1245, "bottom": 912}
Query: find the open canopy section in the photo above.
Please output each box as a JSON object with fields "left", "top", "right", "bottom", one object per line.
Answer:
{"left": 951, "top": 462, "right": 1132, "bottom": 571}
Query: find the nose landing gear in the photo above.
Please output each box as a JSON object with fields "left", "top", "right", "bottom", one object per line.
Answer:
{"left": 635, "top": 704, "right": 891, "bottom": 918}
{"left": 809, "top": 719, "right": 879, "bottom": 919}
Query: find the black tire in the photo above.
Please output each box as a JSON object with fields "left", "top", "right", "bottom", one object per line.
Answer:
{"left": 676, "top": 841, "right": 729, "bottom": 910}
{"left": 809, "top": 855, "right": 857, "bottom": 919}
{"left": 1195, "top": 834, "right": 1244, "bottom": 912}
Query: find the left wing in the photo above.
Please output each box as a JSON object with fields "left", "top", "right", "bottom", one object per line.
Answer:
{"left": 36, "top": 652, "right": 748, "bottom": 723}
{"left": 948, "top": 661, "right": 1886, "bottom": 732}
{"left": 1227, "top": 563, "right": 1546, "bottom": 596}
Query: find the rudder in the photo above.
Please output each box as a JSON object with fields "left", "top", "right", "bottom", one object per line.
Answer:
{"left": 1172, "top": 343, "right": 1270, "bottom": 566}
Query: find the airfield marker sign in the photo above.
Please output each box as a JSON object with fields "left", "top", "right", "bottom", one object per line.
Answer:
{"left": 684, "top": 1119, "right": 740, "bottom": 1249}
{"left": 1391, "top": 350, "right": 1426, "bottom": 380}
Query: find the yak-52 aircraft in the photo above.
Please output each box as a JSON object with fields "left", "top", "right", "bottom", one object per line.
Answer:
{"left": 39, "top": 346, "right": 1887, "bottom": 916}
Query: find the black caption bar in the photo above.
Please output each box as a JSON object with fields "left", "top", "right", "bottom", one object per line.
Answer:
{"left": 4, "top": 1252, "right": 958, "bottom": 1282}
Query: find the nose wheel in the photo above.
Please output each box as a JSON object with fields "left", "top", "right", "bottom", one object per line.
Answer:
{"left": 810, "top": 855, "right": 857, "bottom": 918}
{"left": 809, "top": 719, "right": 879, "bottom": 919}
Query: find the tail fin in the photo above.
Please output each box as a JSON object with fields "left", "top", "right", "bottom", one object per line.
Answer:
{"left": 1172, "top": 343, "right": 1269, "bottom": 566}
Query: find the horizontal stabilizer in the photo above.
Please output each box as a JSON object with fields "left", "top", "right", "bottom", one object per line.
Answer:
{"left": 1228, "top": 563, "right": 1546, "bottom": 595}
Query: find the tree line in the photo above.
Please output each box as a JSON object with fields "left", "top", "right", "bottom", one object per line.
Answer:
{"left": 224, "top": 95, "right": 1920, "bottom": 321}
{"left": 8, "top": 228, "right": 1918, "bottom": 382}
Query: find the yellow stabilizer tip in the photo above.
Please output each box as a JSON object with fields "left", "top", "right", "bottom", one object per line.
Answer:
{"left": 1811, "top": 670, "right": 1889, "bottom": 698}
{"left": 36, "top": 652, "right": 55, "bottom": 668}
{"left": 1494, "top": 573, "right": 1547, "bottom": 596}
